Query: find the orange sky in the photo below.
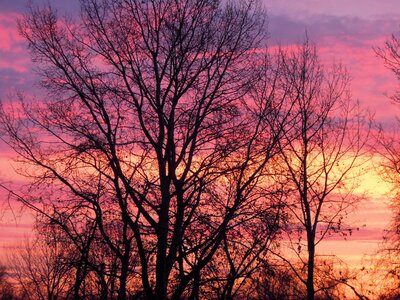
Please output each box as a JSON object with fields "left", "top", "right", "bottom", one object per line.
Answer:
{"left": 1, "top": 0, "right": 400, "bottom": 291}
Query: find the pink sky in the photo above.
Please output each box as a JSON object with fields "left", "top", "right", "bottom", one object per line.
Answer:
{"left": 269, "top": 1, "right": 400, "bottom": 272}
{"left": 0, "top": 0, "right": 400, "bottom": 283}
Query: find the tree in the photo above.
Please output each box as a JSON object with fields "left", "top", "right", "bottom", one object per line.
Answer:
{"left": 6, "top": 231, "right": 74, "bottom": 300}
{"left": 370, "top": 121, "right": 400, "bottom": 300}
{"left": 201, "top": 191, "right": 285, "bottom": 300}
{"left": 0, "top": 0, "right": 295, "bottom": 299}
{"left": 374, "top": 30, "right": 400, "bottom": 299}
{"left": 0, "top": 264, "right": 14, "bottom": 300}
{"left": 376, "top": 32, "right": 400, "bottom": 102}
{"left": 251, "top": 263, "right": 305, "bottom": 300}
{"left": 272, "top": 41, "right": 370, "bottom": 300}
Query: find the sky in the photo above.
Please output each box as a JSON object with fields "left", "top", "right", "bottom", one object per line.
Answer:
{"left": 0, "top": 0, "right": 400, "bottom": 284}
{"left": 264, "top": 1, "right": 400, "bottom": 270}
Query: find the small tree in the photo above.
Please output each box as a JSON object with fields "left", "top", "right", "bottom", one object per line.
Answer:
{"left": 0, "top": 264, "right": 14, "bottom": 300}
{"left": 370, "top": 120, "right": 400, "bottom": 300}
{"left": 274, "top": 41, "right": 370, "bottom": 300}
{"left": 375, "top": 30, "right": 400, "bottom": 299}
{"left": 7, "top": 231, "right": 74, "bottom": 300}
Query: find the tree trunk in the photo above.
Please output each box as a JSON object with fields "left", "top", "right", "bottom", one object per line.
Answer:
{"left": 155, "top": 234, "right": 168, "bottom": 300}
{"left": 118, "top": 257, "right": 129, "bottom": 300}
{"left": 306, "top": 234, "right": 315, "bottom": 300}
{"left": 155, "top": 200, "right": 169, "bottom": 299}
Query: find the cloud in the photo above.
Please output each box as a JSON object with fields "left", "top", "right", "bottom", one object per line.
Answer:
{"left": 265, "top": 0, "right": 400, "bottom": 22}
{"left": 0, "top": 14, "right": 26, "bottom": 51}
{"left": 268, "top": 13, "right": 399, "bottom": 47}
{"left": 0, "top": 1, "right": 80, "bottom": 99}
{"left": 265, "top": 12, "right": 400, "bottom": 123}
{"left": 319, "top": 40, "right": 400, "bottom": 123}
{"left": 0, "top": 0, "right": 80, "bottom": 15}
{"left": 0, "top": 12, "right": 35, "bottom": 99}
{"left": 0, "top": 67, "right": 37, "bottom": 97}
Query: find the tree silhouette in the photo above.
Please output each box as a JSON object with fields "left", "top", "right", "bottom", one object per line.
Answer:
{"left": 0, "top": 1, "right": 373, "bottom": 299}
{"left": 373, "top": 132, "right": 400, "bottom": 299}
{"left": 375, "top": 30, "right": 400, "bottom": 299}
{"left": 6, "top": 232, "right": 74, "bottom": 300}
{"left": 272, "top": 41, "right": 370, "bottom": 300}
{"left": 0, "top": 0, "right": 297, "bottom": 299}
{"left": 0, "top": 264, "right": 14, "bottom": 300}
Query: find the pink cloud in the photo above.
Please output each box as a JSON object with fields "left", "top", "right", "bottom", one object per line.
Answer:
{"left": 317, "top": 38, "right": 399, "bottom": 123}
{"left": 0, "top": 12, "right": 33, "bottom": 98}
{"left": 0, "top": 14, "right": 24, "bottom": 50}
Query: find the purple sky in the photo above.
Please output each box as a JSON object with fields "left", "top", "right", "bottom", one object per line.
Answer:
{"left": 1, "top": 0, "right": 399, "bottom": 119}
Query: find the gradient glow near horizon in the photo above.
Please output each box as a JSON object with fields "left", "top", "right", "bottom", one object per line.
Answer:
{"left": 0, "top": 0, "right": 399, "bottom": 271}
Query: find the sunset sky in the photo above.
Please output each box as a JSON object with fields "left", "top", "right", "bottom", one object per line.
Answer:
{"left": 1, "top": 0, "right": 400, "bottom": 278}
{"left": 266, "top": 0, "right": 400, "bottom": 267}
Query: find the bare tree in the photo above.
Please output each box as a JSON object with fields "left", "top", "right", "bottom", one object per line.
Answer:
{"left": 368, "top": 126, "right": 400, "bottom": 299}
{"left": 0, "top": 264, "right": 14, "bottom": 300}
{"left": 0, "top": 0, "right": 296, "bottom": 299}
{"left": 35, "top": 216, "right": 121, "bottom": 299}
{"left": 376, "top": 32, "right": 400, "bottom": 102}
{"left": 272, "top": 41, "right": 370, "bottom": 300}
{"left": 251, "top": 262, "right": 305, "bottom": 300}
{"left": 6, "top": 230, "right": 74, "bottom": 300}
{"left": 183, "top": 48, "right": 297, "bottom": 300}
{"left": 373, "top": 30, "right": 400, "bottom": 299}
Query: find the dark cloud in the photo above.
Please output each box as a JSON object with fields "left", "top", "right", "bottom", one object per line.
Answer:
{"left": 267, "top": 13, "right": 400, "bottom": 47}
{"left": 0, "top": 0, "right": 80, "bottom": 14}
{"left": 0, "top": 67, "right": 37, "bottom": 96}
